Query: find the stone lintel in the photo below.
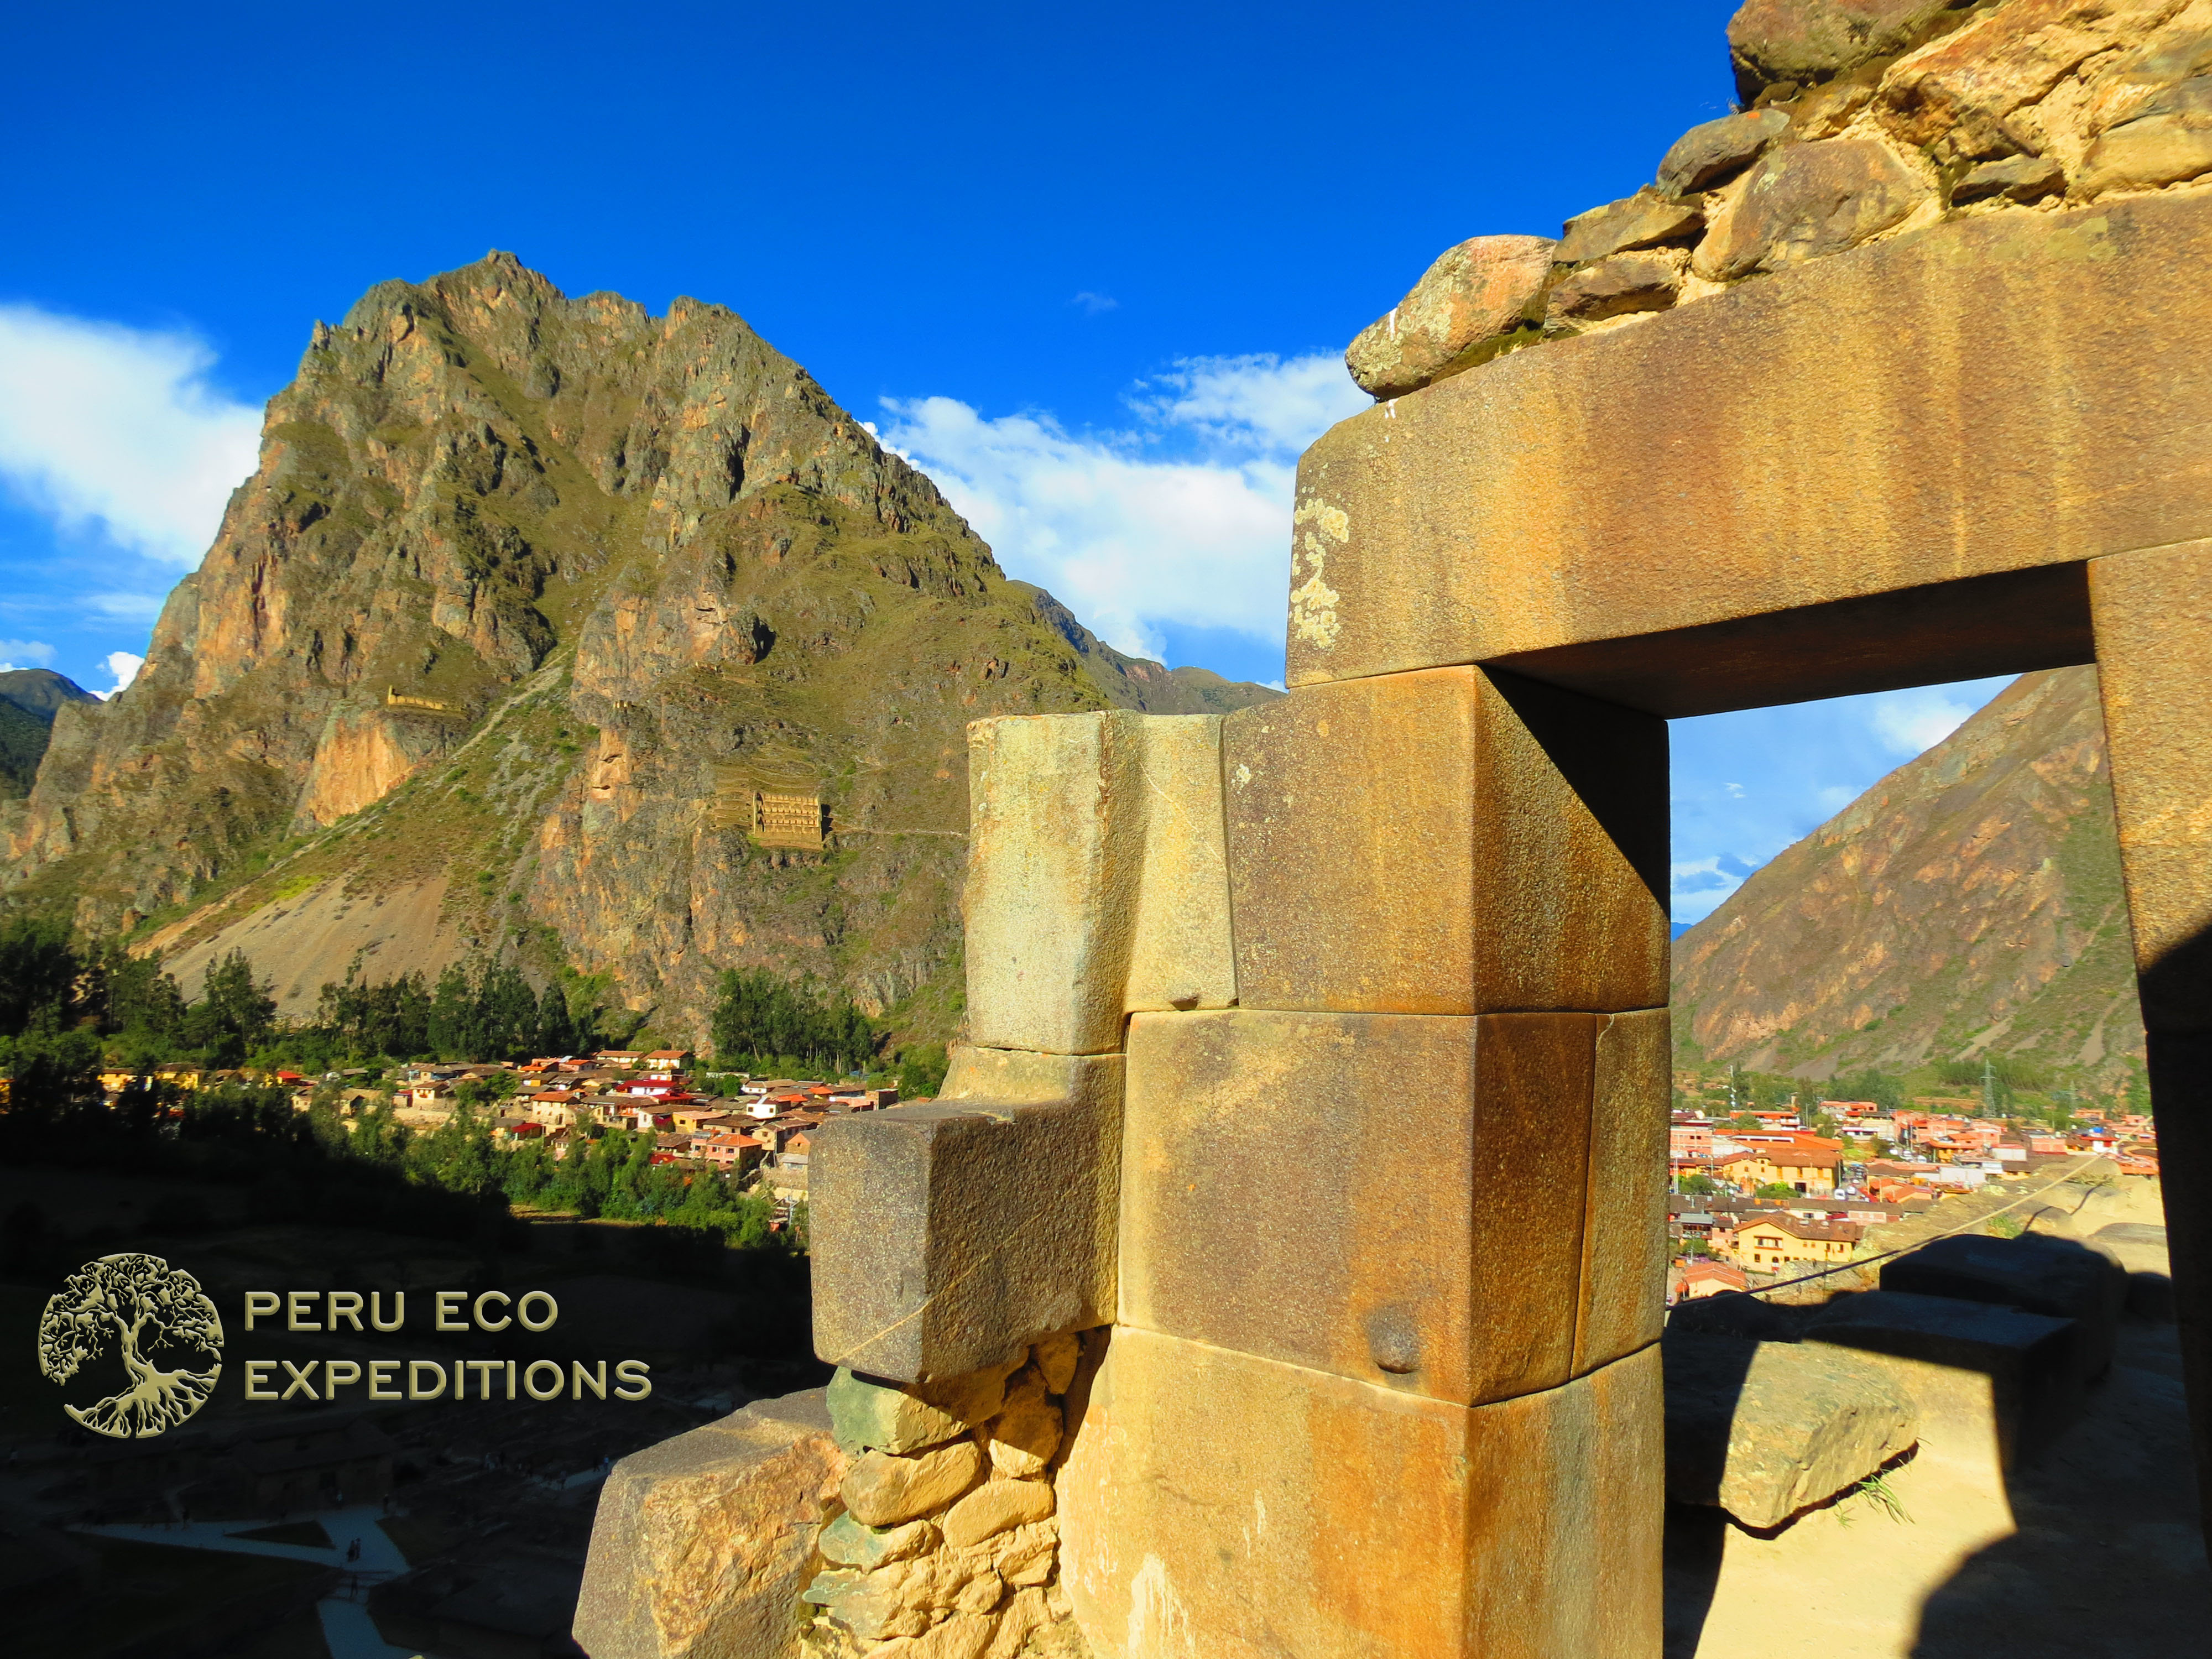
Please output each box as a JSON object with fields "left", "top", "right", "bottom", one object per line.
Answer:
{"left": 1285, "top": 194, "right": 2212, "bottom": 694}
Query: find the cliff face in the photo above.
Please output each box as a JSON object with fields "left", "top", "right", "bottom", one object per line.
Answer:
{"left": 1672, "top": 666, "right": 2145, "bottom": 1083}
{"left": 6, "top": 254, "right": 1277, "bottom": 1039}
{"left": 0, "top": 670, "right": 96, "bottom": 800}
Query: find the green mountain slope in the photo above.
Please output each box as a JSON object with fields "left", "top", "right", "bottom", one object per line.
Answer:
{"left": 0, "top": 671, "right": 97, "bottom": 799}
{"left": 1672, "top": 666, "right": 2144, "bottom": 1086}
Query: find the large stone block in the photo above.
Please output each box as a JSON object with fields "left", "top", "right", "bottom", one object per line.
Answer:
{"left": 1880, "top": 1232, "right": 2125, "bottom": 1386}
{"left": 1222, "top": 667, "right": 1666, "bottom": 1015}
{"left": 1577, "top": 1009, "right": 1671, "bottom": 1374}
{"left": 1662, "top": 1333, "right": 1917, "bottom": 1530}
{"left": 1804, "top": 1289, "right": 2079, "bottom": 1468}
{"left": 1119, "top": 1009, "right": 1603, "bottom": 1405}
{"left": 1056, "top": 1328, "right": 1661, "bottom": 1659}
{"left": 2089, "top": 539, "right": 2212, "bottom": 1036}
{"left": 1691, "top": 138, "right": 1932, "bottom": 282}
{"left": 811, "top": 1049, "right": 1122, "bottom": 1383}
{"left": 1280, "top": 195, "right": 2212, "bottom": 705}
{"left": 575, "top": 1389, "right": 845, "bottom": 1659}
{"left": 963, "top": 711, "right": 1233, "bottom": 1055}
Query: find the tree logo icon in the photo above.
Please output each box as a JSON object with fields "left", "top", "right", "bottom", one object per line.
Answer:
{"left": 37, "top": 1253, "right": 225, "bottom": 1438}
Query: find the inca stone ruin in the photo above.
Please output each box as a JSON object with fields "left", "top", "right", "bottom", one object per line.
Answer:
{"left": 576, "top": 0, "right": 2212, "bottom": 1652}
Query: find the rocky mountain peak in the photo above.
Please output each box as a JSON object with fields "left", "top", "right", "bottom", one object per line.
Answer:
{"left": 3, "top": 255, "right": 1279, "bottom": 1045}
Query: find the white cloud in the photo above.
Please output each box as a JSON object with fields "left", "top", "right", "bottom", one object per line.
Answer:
{"left": 0, "top": 638, "right": 55, "bottom": 671}
{"left": 1126, "top": 354, "right": 1367, "bottom": 458}
{"left": 96, "top": 651, "right": 144, "bottom": 699}
{"left": 0, "top": 304, "right": 261, "bottom": 566}
{"left": 87, "top": 591, "right": 169, "bottom": 622}
{"left": 1071, "top": 292, "right": 1119, "bottom": 315}
{"left": 1868, "top": 685, "right": 1981, "bottom": 756}
{"left": 879, "top": 353, "right": 1367, "bottom": 660}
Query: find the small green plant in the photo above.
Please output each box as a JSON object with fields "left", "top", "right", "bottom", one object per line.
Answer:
{"left": 1838, "top": 1470, "right": 1913, "bottom": 1529}
{"left": 1986, "top": 1212, "right": 2025, "bottom": 1239}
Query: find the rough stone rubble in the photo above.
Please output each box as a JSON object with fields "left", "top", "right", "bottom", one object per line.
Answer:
{"left": 1347, "top": 0, "right": 2212, "bottom": 399}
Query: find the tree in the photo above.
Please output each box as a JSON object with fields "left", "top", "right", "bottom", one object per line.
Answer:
{"left": 898, "top": 1044, "right": 949, "bottom": 1099}
{"left": 38, "top": 1253, "right": 224, "bottom": 1438}
{"left": 1755, "top": 1182, "right": 1799, "bottom": 1199}
{"left": 182, "top": 950, "right": 276, "bottom": 1065}
{"left": 712, "top": 968, "right": 878, "bottom": 1074}
{"left": 1678, "top": 1173, "right": 1718, "bottom": 1196}
{"left": 1832, "top": 1068, "right": 1905, "bottom": 1114}
{"left": 0, "top": 916, "right": 82, "bottom": 1038}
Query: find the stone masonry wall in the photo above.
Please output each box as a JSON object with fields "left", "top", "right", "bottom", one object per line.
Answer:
{"left": 796, "top": 1339, "right": 1096, "bottom": 1658}
{"left": 1347, "top": 0, "right": 2212, "bottom": 399}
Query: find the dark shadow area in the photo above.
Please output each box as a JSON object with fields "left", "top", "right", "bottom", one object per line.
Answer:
{"left": 1658, "top": 1234, "right": 2210, "bottom": 1659}
{"left": 1488, "top": 562, "right": 2095, "bottom": 719}
{"left": 1484, "top": 665, "right": 1672, "bottom": 910}
{"left": 1658, "top": 1317, "right": 1756, "bottom": 1657}
{"left": 0, "top": 1104, "right": 826, "bottom": 1659}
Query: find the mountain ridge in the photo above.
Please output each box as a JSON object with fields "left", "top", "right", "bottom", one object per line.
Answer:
{"left": 0, "top": 670, "right": 97, "bottom": 801}
{"left": 1, "top": 252, "right": 1280, "bottom": 1046}
{"left": 1672, "top": 666, "right": 2145, "bottom": 1087}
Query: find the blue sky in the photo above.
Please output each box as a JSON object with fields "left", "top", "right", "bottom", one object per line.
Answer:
{"left": 0, "top": 0, "right": 2007, "bottom": 922}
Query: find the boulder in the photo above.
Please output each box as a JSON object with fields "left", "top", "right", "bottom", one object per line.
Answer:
{"left": 2091, "top": 1221, "right": 2174, "bottom": 1321}
{"left": 1953, "top": 152, "right": 2065, "bottom": 204}
{"left": 1556, "top": 187, "right": 1706, "bottom": 264}
{"left": 1879, "top": 0, "right": 2192, "bottom": 158}
{"left": 2077, "top": 109, "right": 2212, "bottom": 196}
{"left": 1657, "top": 108, "right": 1790, "bottom": 196}
{"left": 839, "top": 1439, "right": 988, "bottom": 1528}
{"left": 575, "top": 1388, "right": 847, "bottom": 1659}
{"left": 1032, "top": 1331, "right": 1081, "bottom": 1394}
{"left": 1880, "top": 1232, "right": 2126, "bottom": 1384}
{"left": 1344, "top": 235, "right": 1556, "bottom": 399}
{"left": 827, "top": 1367, "right": 982, "bottom": 1456}
{"left": 1805, "top": 1289, "right": 2078, "bottom": 1467}
{"left": 1694, "top": 137, "right": 1929, "bottom": 280}
{"left": 1663, "top": 1332, "right": 1917, "bottom": 1529}
{"left": 2091, "top": 1219, "right": 2172, "bottom": 1274}
{"left": 817, "top": 1512, "right": 938, "bottom": 1571}
{"left": 1545, "top": 249, "right": 1688, "bottom": 328}
{"left": 985, "top": 1369, "right": 1063, "bottom": 1478}
{"left": 942, "top": 1478, "right": 1056, "bottom": 1548}
{"left": 1728, "top": 0, "right": 1974, "bottom": 101}
{"left": 802, "top": 1568, "right": 928, "bottom": 1642}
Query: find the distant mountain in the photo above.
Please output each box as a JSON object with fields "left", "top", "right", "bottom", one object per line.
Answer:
{"left": 0, "top": 254, "right": 1279, "bottom": 1045}
{"left": 1672, "top": 666, "right": 2143, "bottom": 1085}
{"left": 0, "top": 669, "right": 98, "bottom": 720}
{"left": 0, "top": 670, "right": 96, "bottom": 799}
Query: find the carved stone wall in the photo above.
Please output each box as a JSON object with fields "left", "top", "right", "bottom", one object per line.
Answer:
{"left": 576, "top": 1, "right": 2212, "bottom": 1653}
